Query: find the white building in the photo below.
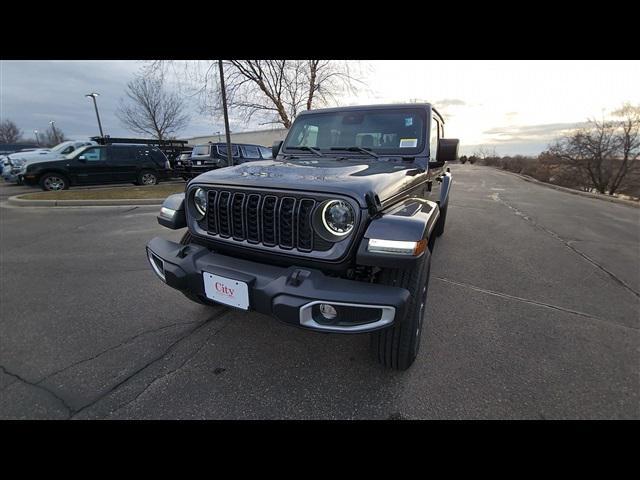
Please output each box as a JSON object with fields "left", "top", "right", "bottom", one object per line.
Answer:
{"left": 186, "top": 128, "right": 289, "bottom": 148}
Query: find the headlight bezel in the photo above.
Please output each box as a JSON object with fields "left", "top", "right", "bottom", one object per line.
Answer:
{"left": 192, "top": 187, "right": 207, "bottom": 220}
{"left": 313, "top": 198, "right": 356, "bottom": 241}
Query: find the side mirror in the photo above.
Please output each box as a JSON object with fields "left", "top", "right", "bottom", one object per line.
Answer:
{"left": 78, "top": 156, "right": 87, "bottom": 162}
{"left": 433, "top": 138, "right": 459, "bottom": 166}
{"left": 272, "top": 140, "right": 283, "bottom": 159}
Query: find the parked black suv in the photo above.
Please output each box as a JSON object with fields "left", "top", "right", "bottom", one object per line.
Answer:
{"left": 147, "top": 104, "right": 458, "bottom": 370}
{"left": 23, "top": 144, "right": 172, "bottom": 191}
{"left": 186, "top": 142, "right": 272, "bottom": 176}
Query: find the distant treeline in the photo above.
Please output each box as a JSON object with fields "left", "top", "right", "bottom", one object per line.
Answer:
{"left": 459, "top": 154, "right": 640, "bottom": 200}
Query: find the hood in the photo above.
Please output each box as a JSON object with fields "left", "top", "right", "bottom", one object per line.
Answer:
{"left": 7, "top": 150, "right": 64, "bottom": 163}
{"left": 192, "top": 157, "right": 424, "bottom": 207}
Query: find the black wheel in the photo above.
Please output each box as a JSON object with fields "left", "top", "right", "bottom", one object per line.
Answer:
{"left": 179, "top": 232, "right": 215, "bottom": 306}
{"left": 40, "top": 173, "right": 69, "bottom": 191}
{"left": 369, "top": 252, "right": 431, "bottom": 370}
{"left": 137, "top": 170, "right": 158, "bottom": 186}
{"left": 433, "top": 203, "right": 448, "bottom": 237}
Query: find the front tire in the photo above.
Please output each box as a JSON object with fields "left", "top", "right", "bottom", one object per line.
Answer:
{"left": 137, "top": 170, "right": 158, "bottom": 186}
{"left": 370, "top": 251, "right": 431, "bottom": 370}
{"left": 40, "top": 173, "right": 69, "bottom": 191}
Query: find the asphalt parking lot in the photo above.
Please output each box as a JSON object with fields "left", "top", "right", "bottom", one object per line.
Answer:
{"left": 1, "top": 164, "right": 638, "bottom": 419}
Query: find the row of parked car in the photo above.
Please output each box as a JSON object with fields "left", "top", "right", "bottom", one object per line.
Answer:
{"left": 1, "top": 139, "right": 273, "bottom": 191}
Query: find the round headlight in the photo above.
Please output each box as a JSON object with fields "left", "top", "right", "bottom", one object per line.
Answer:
{"left": 322, "top": 200, "right": 355, "bottom": 236}
{"left": 193, "top": 188, "right": 207, "bottom": 218}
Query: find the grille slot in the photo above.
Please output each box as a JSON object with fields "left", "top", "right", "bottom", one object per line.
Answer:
{"left": 218, "top": 191, "right": 231, "bottom": 237}
{"left": 231, "top": 193, "right": 246, "bottom": 240}
{"left": 278, "top": 197, "right": 296, "bottom": 249}
{"left": 204, "top": 188, "right": 339, "bottom": 253}
{"left": 246, "top": 194, "right": 261, "bottom": 243}
{"left": 262, "top": 195, "right": 278, "bottom": 246}
{"left": 207, "top": 190, "right": 218, "bottom": 234}
{"left": 297, "top": 199, "right": 315, "bottom": 252}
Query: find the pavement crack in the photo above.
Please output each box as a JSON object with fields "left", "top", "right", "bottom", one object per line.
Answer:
{"left": 0, "top": 365, "right": 74, "bottom": 417}
{"left": 435, "top": 276, "right": 639, "bottom": 332}
{"left": 36, "top": 320, "right": 203, "bottom": 384}
{"left": 492, "top": 192, "right": 640, "bottom": 299}
{"left": 109, "top": 315, "right": 234, "bottom": 417}
{"left": 69, "top": 307, "right": 230, "bottom": 419}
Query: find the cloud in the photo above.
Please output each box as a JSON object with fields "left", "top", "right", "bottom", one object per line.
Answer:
{"left": 482, "top": 121, "right": 588, "bottom": 143}
{"left": 435, "top": 98, "right": 467, "bottom": 107}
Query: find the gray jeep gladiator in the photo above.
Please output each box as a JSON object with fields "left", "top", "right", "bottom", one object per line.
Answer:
{"left": 146, "top": 103, "right": 458, "bottom": 370}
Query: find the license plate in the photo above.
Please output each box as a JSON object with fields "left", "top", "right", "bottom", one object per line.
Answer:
{"left": 176, "top": 161, "right": 182, "bottom": 166}
{"left": 196, "top": 161, "right": 202, "bottom": 165}
{"left": 203, "top": 272, "right": 249, "bottom": 310}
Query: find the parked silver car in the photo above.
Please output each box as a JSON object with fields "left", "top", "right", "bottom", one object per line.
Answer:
{"left": 2, "top": 140, "right": 96, "bottom": 183}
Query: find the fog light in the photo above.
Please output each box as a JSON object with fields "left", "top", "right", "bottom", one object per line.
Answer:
{"left": 319, "top": 303, "right": 338, "bottom": 320}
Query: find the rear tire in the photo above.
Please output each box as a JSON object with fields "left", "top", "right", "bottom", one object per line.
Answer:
{"left": 179, "top": 231, "right": 215, "bottom": 306}
{"left": 369, "top": 252, "right": 431, "bottom": 370}
{"left": 40, "top": 173, "right": 69, "bottom": 191}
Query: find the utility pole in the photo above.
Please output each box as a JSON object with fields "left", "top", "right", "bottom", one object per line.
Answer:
{"left": 218, "top": 60, "right": 233, "bottom": 167}
{"left": 85, "top": 92, "right": 105, "bottom": 138}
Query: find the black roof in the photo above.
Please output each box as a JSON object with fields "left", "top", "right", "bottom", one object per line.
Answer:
{"left": 297, "top": 102, "right": 445, "bottom": 124}
{"left": 91, "top": 136, "right": 188, "bottom": 146}
{"left": 195, "top": 142, "right": 269, "bottom": 148}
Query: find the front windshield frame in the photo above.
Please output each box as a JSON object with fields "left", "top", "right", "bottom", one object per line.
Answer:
{"left": 281, "top": 107, "right": 429, "bottom": 157}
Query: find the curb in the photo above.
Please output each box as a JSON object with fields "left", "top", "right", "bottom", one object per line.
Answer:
{"left": 8, "top": 195, "right": 164, "bottom": 207}
{"left": 485, "top": 167, "right": 640, "bottom": 208}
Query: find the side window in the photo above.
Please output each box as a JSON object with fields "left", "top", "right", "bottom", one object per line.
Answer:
{"left": 241, "top": 145, "right": 260, "bottom": 159}
{"left": 150, "top": 148, "right": 167, "bottom": 164}
{"left": 111, "top": 147, "right": 133, "bottom": 164}
{"left": 430, "top": 117, "right": 440, "bottom": 160}
{"left": 258, "top": 146, "right": 272, "bottom": 159}
{"left": 217, "top": 144, "right": 239, "bottom": 158}
{"left": 61, "top": 146, "right": 75, "bottom": 155}
{"left": 81, "top": 147, "right": 105, "bottom": 161}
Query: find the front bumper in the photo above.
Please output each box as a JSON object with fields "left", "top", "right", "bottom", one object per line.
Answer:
{"left": 146, "top": 237, "right": 410, "bottom": 333}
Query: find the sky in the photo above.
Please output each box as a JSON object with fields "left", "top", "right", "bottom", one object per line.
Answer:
{"left": 1, "top": 60, "right": 639, "bottom": 156}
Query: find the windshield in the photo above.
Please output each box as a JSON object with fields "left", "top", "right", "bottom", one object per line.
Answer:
{"left": 192, "top": 145, "right": 210, "bottom": 156}
{"left": 65, "top": 146, "right": 90, "bottom": 159}
{"left": 51, "top": 141, "right": 75, "bottom": 153}
{"left": 283, "top": 108, "right": 427, "bottom": 156}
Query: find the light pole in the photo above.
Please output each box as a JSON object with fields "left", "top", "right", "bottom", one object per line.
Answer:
{"left": 49, "top": 121, "right": 57, "bottom": 144}
{"left": 85, "top": 92, "right": 104, "bottom": 138}
{"left": 34, "top": 130, "right": 40, "bottom": 146}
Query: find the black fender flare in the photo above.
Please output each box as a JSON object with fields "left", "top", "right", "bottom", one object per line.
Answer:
{"left": 356, "top": 198, "right": 440, "bottom": 269}
{"left": 439, "top": 171, "right": 452, "bottom": 210}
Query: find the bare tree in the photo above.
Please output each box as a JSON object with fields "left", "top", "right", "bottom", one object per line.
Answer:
{"left": 0, "top": 119, "right": 23, "bottom": 143}
{"left": 145, "top": 60, "right": 365, "bottom": 129}
{"left": 548, "top": 104, "right": 639, "bottom": 195}
{"left": 116, "top": 75, "right": 190, "bottom": 140}
{"left": 221, "top": 60, "right": 363, "bottom": 128}
{"left": 43, "top": 123, "right": 66, "bottom": 146}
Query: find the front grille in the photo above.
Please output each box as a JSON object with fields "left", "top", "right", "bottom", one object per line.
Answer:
{"left": 206, "top": 189, "right": 323, "bottom": 252}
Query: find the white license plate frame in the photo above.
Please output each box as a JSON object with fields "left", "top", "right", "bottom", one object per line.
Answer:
{"left": 202, "top": 272, "right": 250, "bottom": 310}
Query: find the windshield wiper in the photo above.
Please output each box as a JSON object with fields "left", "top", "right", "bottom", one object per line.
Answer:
{"left": 288, "top": 146, "right": 324, "bottom": 157}
{"left": 330, "top": 146, "right": 379, "bottom": 158}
